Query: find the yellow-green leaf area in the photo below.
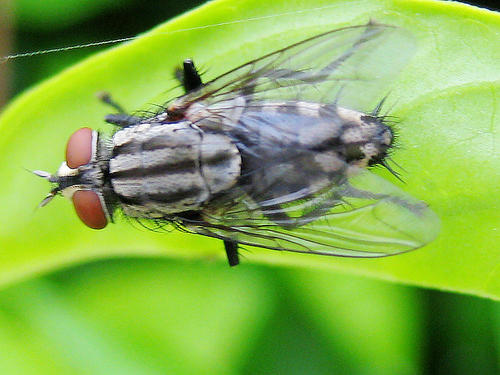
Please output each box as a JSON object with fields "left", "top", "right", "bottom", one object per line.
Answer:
{"left": 0, "top": 0, "right": 498, "bottom": 298}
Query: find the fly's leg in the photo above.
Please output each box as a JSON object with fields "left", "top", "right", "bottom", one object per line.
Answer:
{"left": 98, "top": 91, "right": 127, "bottom": 113}
{"left": 96, "top": 91, "right": 142, "bottom": 127}
{"left": 176, "top": 210, "right": 239, "bottom": 267}
{"left": 176, "top": 59, "right": 203, "bottom": 93}
{"left": 104, "top": 114, "right": 143, "bottom": 127}
{"left": 224, "top": 240, "right": 240, "bottom": 267}
{"left": 174, "top": 62, "right": 238, "bottom": 266}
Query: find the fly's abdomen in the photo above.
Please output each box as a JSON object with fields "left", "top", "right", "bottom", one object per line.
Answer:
{"left": 238, "top": 101, "right": 393, "bottom": 168}
{"left": 109, "top": 121, "right": 241, "bottom": 218}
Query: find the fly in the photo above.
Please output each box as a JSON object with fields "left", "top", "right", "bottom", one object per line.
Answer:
{"left": 34, "top": 22, "right": 440, "bottom": 266}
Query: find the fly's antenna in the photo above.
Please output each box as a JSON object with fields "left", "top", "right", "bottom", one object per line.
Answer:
{"left": 38, "top": 191, "right": 57, "bottom": 208}
{"left": 32, "top": 169, "right": 59, "bottom": 183}
{"left": 32, "top": 169, "right": 52, "bottom": 179}
{"left": 31, "top": 169, "right": 59, "bottom": 207}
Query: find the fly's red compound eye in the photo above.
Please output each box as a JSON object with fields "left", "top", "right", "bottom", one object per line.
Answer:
{"left": 66, "top": 127, "right": 93, "bottom": 168}
{"left": 72, "top": 190, "right": 107, "bottom": 229}
{"left": 66, "top": 128, "right": 108, "bottom": 229}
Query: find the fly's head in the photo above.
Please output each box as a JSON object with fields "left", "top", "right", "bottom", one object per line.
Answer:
{"left": 34, "top": 127, "right": 114, "bottom": 229}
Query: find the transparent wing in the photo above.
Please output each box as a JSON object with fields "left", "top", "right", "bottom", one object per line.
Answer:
{"left": 174, "top": 22, "right": 415, "bottom": 113}
{"left": 167, "top": 23, "right": 437, "bottom": 257}
{"left": 186, "top": 165, "right": 439, "bottom": 257}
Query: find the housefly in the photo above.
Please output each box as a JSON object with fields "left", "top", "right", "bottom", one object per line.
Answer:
{"left": 34, "top": 23, "right": 439, "bottom": 266}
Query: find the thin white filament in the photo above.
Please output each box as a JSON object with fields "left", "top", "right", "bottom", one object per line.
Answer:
{"left": 0, "top": 4, "right": 342, "bottom": 63}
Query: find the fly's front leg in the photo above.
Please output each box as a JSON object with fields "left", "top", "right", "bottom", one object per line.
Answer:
{"left": 96, "top": 91, "right": 142, "bottom": 127}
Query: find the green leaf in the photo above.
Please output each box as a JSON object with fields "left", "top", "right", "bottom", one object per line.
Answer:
{"left": 0, "top": 259, "right": 424, "bottom": 374}
{"left": 0, "top": 260, "right": 275, "bottom": 374}
{"left": 0, "top": 0, "right": 498, "bottom": 298}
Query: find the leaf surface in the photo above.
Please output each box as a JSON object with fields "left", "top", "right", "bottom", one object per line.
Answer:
{"left": 0, "top": 0, "right": 498, "bottom": 298}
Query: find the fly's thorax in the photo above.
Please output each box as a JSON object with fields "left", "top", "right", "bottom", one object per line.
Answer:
{"left": 109, "top": 121, "right": 241, "bottom": 218}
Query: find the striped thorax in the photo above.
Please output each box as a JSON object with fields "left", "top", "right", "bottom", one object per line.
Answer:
{"left": 109, "top": 120, "right": 241, "bottom": 218}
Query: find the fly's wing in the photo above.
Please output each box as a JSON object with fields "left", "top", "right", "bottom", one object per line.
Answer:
{"left": 172, "top": 23, "right": 438, "bottom": 257}
{"left": 182, "top": 107, "right": 439, "bottom": 257}
{"left": 187, "top": 163, "right": 440, "bottom": 257}
{"left": 176, "top": 22, "right": 415, "bottom": 113}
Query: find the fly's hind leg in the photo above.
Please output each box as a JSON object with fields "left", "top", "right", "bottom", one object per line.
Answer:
{"left": 176, "top": 210, "right": 240, "bottom": 267}
{"left": 175, "top": 59, "right": 203, "bottom": 93}
{"left": 224, "top": 240, "right": 240, "bottom": 267}
{"left": 96, "top": 91, "right": 142, "bottom": 127}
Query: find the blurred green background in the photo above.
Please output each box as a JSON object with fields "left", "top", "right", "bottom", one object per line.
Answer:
{"left": 0, "top": 0, "right": 499, "bottom": 374}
